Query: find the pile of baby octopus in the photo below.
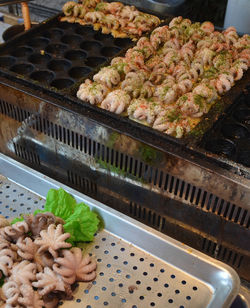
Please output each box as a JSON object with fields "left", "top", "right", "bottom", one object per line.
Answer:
{"left": 61, "top": 0, "right": 160, "bottom": 39}
{"left": 77, "top": 16, "right": 250, "bottom": 138}
{"left": 0, "top": 213, "right": 97, "bottom": 308}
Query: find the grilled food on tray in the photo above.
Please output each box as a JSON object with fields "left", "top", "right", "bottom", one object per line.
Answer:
{"left": 0, "top": 189, "right": 99, "bottom": 308}
{"left": 61, "top": 0, "right": 161, "bottom": 39}
{"left": 77, "top": 17, "right": 250, "bottom": 138}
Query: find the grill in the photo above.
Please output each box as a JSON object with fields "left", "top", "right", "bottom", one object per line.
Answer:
{"left": 0, "top": 6, "right": 249, "bottom": 304}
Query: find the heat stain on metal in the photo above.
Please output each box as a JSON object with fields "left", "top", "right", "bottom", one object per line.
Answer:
{"left": 0, "top": 176, "right": 213, "bottom": 308}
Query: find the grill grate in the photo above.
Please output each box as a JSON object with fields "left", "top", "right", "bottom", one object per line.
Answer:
{"left": 67, "top": 170, "right": 97, "bottom": 195}
{"left": 13, "top": 142, "right": 40, "bottom": 165}
{"left": 0, "top": 176, "right": 214, "bottom": 308}
{"left": 2, "top": 97, "right": 247, "bottom": 228}
{"left": 0, "top": 97, "right": 249, "bottom": 228}
{"left": 202, "top": 238, "right": 244, "bottom": 269}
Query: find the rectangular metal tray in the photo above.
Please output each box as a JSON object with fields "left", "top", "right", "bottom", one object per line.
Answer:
{"left": 0, "top": 153, "right": 240, "bottom": 308}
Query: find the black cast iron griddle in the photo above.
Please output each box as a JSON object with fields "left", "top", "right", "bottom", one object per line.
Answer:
{"left": 0, "top": 12, "right": 249, "bottom": 171}
{"left": 0, "top": 14, "right": 133, "bottom": 91}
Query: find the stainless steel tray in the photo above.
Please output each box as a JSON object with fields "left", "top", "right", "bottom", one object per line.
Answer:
{"left": 0, "top": 153, "right": 240, "bottom": 308}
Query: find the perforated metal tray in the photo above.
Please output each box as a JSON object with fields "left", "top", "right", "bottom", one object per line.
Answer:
{"left": 0, "top": 153, "right": 240, "bottom": 308}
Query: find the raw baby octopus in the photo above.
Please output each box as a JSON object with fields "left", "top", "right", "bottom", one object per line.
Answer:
{"left": 33, "top": 266, "right": 71, "bottom": 297}
{"left": 18, "top": 284, "right": 44, "bottom": 308}
{"left": 53, "top": 247, "right": 97, "bottom": 284}
{"left": 17, "top": 237, "right": 53, "bottom": 271}
{"left": 35, "top": 224, "right": 71, "bottom": 258}
{"left": 0, "top": 213, "right": 97, "bottom": 307}
{"left": 24, "top": 212, "right": 65, "bottom": 237}
{"left": 0, "top": 222, "right": 29, "bottom": 242}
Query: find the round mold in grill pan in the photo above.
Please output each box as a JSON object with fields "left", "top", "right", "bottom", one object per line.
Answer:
{"left": 85, "top": 56, "right": 106, "bottom": 67}
{"left": 0, "top": 56, "right": 16, "bottom": 68}
{"left": 45, "top": 43, "right": 68, "bottom": 57}
{"left": 10, "top": 63, "right": 34, "bottom": 75}
{"left": 243, "top": 93, "right": 250, "bottom": 107}
{"left": 47, "top": 59, "right": 72, "bottom": 72}
{"left": 75, "top": 25, "right": 96, "bottom": 36}
{"left": 80, "top": 40, "right": 103, "bottom": 53}
{"left": 26, "top": 37, "right": 50, "bottom": 48}
{"left": 30, "top": 70, "right": 55, "bottom": 84}
{"left": 221, "top": 122, "right": 249, "bottom": 140}
{"left": 94, "top": 32, "right": 114, "bottom": 44}
{"left": 101, "top": 46, "right": 121, "bottom": 57}
{"left": 61, "top": 34, "right": 82, "bottom": 47}
{"left": 65, "top": 49, "right": 87, "bottom": 61}
{"left": 42, "top": 28, "right": 64, "bottom": 39}
{"left": 50, "top": 78, "right": 74, "bottom": 90}
{"left": 233, "top": 108, "right": 250, "bottom": 125}
{"left": 58, "top": 21, "right": 75, "bottom": 30}
{"left": 28, "top": 53, "right": 51, "bottom": 66}
{"left": 68, "top": 66, "right": 91, "bottom": 79}
{"left": 11, "top": 46, "right": 33, "bottom": 58}
{"left": 205, "top": 138, "right": 236, "bottom": 157}
{"left": 114, "top": 37, "right": 132, "bottom": 48}
{"left": 235, "top": 93, "right": 250, "bottom": 107}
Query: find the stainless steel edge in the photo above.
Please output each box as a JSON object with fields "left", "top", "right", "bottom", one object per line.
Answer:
{"left": 0, "top": 152, "right": 241, "bottom": 308}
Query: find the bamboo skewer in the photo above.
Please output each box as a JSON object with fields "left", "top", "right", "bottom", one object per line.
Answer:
{"left": 21, "top": 1, "right": 31, "bottom": 30}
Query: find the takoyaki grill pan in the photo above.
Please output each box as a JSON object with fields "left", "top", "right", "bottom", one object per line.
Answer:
{"left": 0, "top": 14, "right": 133, "bottom": 91}
{"left": 1, "top": 12, "right": 249, "bottom": 172}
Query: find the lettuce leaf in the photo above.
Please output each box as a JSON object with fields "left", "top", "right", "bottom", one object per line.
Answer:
{"left": 64, "top": 203, "right": 99, "bottom": 244}
{"left": 44, "top": 188, "right": 77, "bottom": 220}
{"left": 10, "top": 188, "right": 100, "bottom": 244}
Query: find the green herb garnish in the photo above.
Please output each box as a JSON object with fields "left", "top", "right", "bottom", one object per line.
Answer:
{"left": 167, "top": 110, "right": 181, "bottom": 122}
